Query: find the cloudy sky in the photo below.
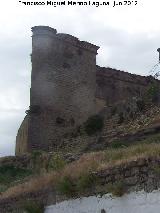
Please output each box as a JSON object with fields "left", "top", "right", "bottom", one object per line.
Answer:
{"left": 1, "top": 0, "right": 160, "bottom": 157}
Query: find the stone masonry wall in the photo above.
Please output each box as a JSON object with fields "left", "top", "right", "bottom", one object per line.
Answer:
{"left": 16, "top": 26, "right": 160, "bottom": 155}
{"left": 16, "top": 26, "right": 99, "bottom": 154}
{"left": 96, "top": 66, "right": 160, "bottom": 106}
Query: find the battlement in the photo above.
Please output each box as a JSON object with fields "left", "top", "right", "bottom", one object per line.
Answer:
{"left": 32, "top": 26, "right": 57, "bottom": 36}
{"left": 96, "top": 66, "right": 157, "bottom": 86}
{"left": 32, "top": 25, "right": 99, "bottom": 54}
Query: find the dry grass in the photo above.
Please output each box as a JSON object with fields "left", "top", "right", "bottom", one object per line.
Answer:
{"left": 1, "top": 143, "right": 160, "bottom": 199}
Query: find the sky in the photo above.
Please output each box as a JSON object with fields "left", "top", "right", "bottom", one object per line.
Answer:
{"left": 1, "top": 0, "right": 160, "bottom": 157}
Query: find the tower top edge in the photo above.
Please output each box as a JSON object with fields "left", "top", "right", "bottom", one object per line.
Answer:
{"left": 31, "top": 26, "right": 100, "bottom": 53}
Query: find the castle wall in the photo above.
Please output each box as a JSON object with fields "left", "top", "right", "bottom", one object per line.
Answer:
{"left": 27, "top": 26, "right": 99, "bottom": 152}
{"left": 96, "top": 66, "right": 159, "bottom": 106}
{"left": 15, "top": 26, "right": 160, "bottom": 155}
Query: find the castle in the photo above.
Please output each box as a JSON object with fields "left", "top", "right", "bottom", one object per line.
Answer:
{"left": 15, "top": 26, "right": 159, "bottom": 155}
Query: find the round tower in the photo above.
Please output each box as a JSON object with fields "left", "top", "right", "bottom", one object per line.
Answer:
{"left": 28, "top": 26, "right": 99, "bottom": 151}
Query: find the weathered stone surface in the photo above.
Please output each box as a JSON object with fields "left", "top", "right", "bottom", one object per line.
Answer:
{"left": 16, "top": 26, "right": 160, "bottom": 155}
{"left": 16, "top": 26, "right": 99, "bottom": 155}
{"left": 16, "top": 115, "right": 29, "bottom": 155}
{"left": 96, "top": 66, "right": 160, "bottom": 106}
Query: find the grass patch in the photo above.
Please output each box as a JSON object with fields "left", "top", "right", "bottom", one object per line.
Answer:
{"left": 110, "top": 140, "right": 128, "bottom": 149}
{"left": 110, "top": 133, "right": 160, "bottom": 149}
{"left": 0, "top": 184, "right": 8, "bottom": 193}
{"left": 141, "top": 133, "right": 160, "bottom": 145}
{"left": 3, "top": 143, "right": 160, "bottom": 199}
{"left": 76, "top": 173, "right": 97, "bottom": 193}
{"left": 57, "top": 173, "right": 97, "bottom": 197}
{"left": 48, "top": 153, "right": 66, "bottom": 172}
{"left": 31, "top": 150, "right": 43, "bottom": 163}
{"left": 146, "top": 83, "right": 160, "bottom": 104}
{"left": 107, "top": 181, "right": 125, "bottom": 197}
{"left": 0, "top": 165, "right": 32, "bottom": 185}
{"left": 57, "top": 176, "right": 76, "bottom": 197}
{"left": 104, "top": 143, "right": 160, "bottom": 165}
{"left": 23, "top": 201, "right": 44, "bottom": 213}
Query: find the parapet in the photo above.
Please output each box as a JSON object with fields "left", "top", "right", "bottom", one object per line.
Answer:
{"left": 32, "top": 26, "right": 57, "bottom": 36}
{"left": 32, "top": 25, "right": 99, "bottom": 54}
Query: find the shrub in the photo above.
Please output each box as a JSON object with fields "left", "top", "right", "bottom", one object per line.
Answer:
{"left": 0, "top": 184, "right": 8, "bottom": 193}
{"left": 146, "top": 83, "right": 160, "bottom": 104}
{"left": 0, "top": 165, "right": 32, "bottom": 185}
{"left": 107, "top": 181, "right": 125, "bottom": 197}
{"left": 48, "top": 154, "right": 66, "bottom": 171}
{"left": 31, "top": 151, "right": 44, "bottom": 173}
{"left": 57, "top": 176, "right": 75, "bottom": 197}
{"left": 110, "top": 140, "right": 127, "bottom": 149}
{"left": 31, "top": 150, "right": 43, "bottom": 164}
{"left": 84, "top": 115, "right": 104, "bottom": 135}
{"left": 76, "top": 173, "right": 97, "bottom": 192}
{"left": 57, "top": 173, "right": 98, "bottom": 196}
{"left": 23, "top": 201, "right": 44, "bottom": 213}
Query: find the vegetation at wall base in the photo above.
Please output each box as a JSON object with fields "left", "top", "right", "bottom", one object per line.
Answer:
{"left": 56, "top": 173, "right": 98, "bottom": 197}
{"left": 145, "top": 83, "right": 160, "bottom": 104}
{"left": 23, "top": 201, "right": 44, "bottom": 213}
{"left": 57, "top": 176, "right": 76, "bottom": 197}
{"left": 84, "top": 115, "right": 104, "bottom": 135}
{"left": 106, "top": 181, "right": 125, "bottom": 197}
{"left": 48, "top": 153, "right": 66, "bottom": 171}
{"left": 76, "top": 173, "right": 97, "bottom": 193}
{"left": 3, "top": 143, "right": 160, "bottom": 202}
{"left": 0, "top": 165, "right": 32, "bottom": 185}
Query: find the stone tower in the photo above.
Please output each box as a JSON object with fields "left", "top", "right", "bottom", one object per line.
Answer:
{"left": 16, "top": 26, "right": 99, "bottom": 154}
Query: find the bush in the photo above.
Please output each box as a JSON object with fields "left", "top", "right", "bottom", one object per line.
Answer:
{"left": 146, "top": 83, "right": 160, "bottom": 104}
{"left": 57, "top": 176, "right": 75, "bottom": 197}
{"left": 48, "top": 154, "right": 66, "bottom": 171}
{"left": 107, "top": 181, "right": 125, "bottom": 197}
{"left": 76, "top": 173, "right": 97, "bottom": 192}
{"left": 57, "top": 173, "right": 98, "bottom": 197}
{"left": 31, "top": 150, "right": 43, "bottom": 161}
{"left": 0, "top": 184, "right": 8, "bottom": 193}
{"left": 31, "top": 151, "right": 44, "bottom": 173}
{"left": 23, "top": 201, "right": 44, "bottom": 213}
{"left": 0, "top": 165, "right": 32, "bottom": 185}
{"left": 84, "top": 115, "right": 104, "bottom": 135}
